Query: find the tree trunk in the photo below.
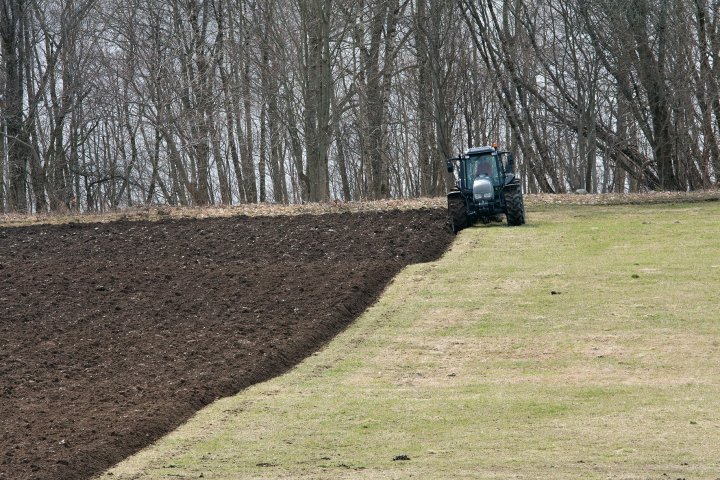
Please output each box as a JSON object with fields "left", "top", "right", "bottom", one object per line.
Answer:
{"left": 1, "top": 0, "right": 29, "bottom": 212}
{"left": 241, "top": 58, "right": 257, "bottom": 202}
{"left": 300, "top": 0, "right": 332, "bottom": 203}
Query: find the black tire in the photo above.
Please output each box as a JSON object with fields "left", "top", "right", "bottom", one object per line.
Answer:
{"left": 504, "top": 187, "right": 525, "bottom": 226}
{"left": 448, "top": 195, "right": 468, "bottom": 234}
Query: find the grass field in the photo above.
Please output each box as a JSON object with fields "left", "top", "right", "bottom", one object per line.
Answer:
{"left": 102, "top": 201, "right": 720, "bottom": 479}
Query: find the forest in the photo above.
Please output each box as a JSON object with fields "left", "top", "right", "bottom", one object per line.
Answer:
{"left": 1, "top": 0, "right": 718, "bottom": 213}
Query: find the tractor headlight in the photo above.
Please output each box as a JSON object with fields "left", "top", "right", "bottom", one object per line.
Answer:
{"left": 473, "top": 192, "right": 493, "bottom": 201}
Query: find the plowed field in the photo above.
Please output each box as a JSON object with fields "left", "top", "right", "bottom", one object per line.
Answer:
{"left": 0, "top": 210, "right": 453, "bottom": 480}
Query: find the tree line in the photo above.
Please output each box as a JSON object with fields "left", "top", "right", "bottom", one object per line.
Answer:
{"left": 1, "top": 0, "right": 718, "bottom": 213}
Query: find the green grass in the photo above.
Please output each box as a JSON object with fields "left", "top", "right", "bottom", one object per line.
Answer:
{"left": 102, "top": 202, "right": 720, "bottom": 479}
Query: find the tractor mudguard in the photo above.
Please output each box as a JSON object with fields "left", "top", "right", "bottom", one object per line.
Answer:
{"left": 447, "top": 189, "right": 464, "bottom": 204}
{"left": 504, "top": 173, "right": 519, "bottom": 185}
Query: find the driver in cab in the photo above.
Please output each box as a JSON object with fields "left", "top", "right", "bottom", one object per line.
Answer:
{"left": 475, "top": 158, "right": 493, "bottom": 177}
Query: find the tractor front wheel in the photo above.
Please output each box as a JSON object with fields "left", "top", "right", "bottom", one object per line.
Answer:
{"left": 504, "top": 188, "right": 525, "bottom": 226}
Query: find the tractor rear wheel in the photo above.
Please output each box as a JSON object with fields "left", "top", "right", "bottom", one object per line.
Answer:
{"left": 504, "top": 188, "right": 525, "bottom": 226}
{"left": 448, "top": 194, "right": 468, "bottom": 234}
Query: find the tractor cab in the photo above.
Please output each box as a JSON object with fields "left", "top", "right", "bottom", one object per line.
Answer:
{"left": 465, "top": 148, "right": 501, "bottom": 185}
{"left": 463, "top": 147, "right": 504, "bottom": 205}
{"left": 448, "top": 146, "right": 516, "bottom": 198}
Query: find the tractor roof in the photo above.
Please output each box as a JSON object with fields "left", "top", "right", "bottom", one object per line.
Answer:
{"left": 465, "top": 146, "right": 496, "bottom": 155}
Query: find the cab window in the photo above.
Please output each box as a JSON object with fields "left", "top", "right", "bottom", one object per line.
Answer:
{"left": 467, "top": 154, "right": 496, "bottom": 184}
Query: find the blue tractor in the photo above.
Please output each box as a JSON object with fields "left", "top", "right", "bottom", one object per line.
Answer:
{"left": 446, "top": 145, "right": 525, "bottom": 233}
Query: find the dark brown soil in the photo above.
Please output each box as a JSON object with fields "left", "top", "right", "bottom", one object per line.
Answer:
{"left": 0, "top": 209, "right": 453, "bottom": 480}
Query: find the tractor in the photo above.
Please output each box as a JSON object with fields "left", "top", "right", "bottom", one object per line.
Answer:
{"left": 446, "top": 145, "right": 525, "bottom": 233}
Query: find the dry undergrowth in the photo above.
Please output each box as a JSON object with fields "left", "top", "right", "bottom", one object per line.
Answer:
{"left": 1, "top": 190, "right": 719, "bottom": 228}
{"left": 527, "top": 189, "right": 720, "bottom": 206}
